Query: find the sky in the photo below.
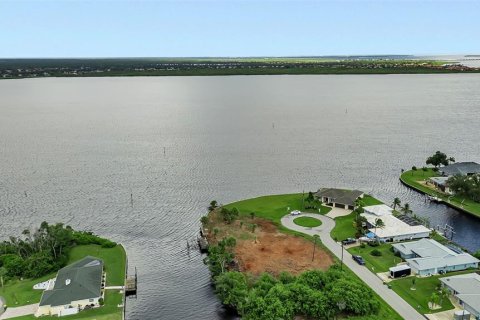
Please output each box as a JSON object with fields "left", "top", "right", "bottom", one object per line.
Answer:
{"left": 0, "top": 0, "right": 479, "bottom": 58}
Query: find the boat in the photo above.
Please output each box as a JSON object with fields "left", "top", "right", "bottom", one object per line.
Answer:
{"left": 427, "top": 195, "right": 442, "bottom": 203}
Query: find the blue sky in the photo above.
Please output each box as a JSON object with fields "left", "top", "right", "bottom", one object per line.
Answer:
{"left": 0, "top": 0, "right": 479, "bottom": 58}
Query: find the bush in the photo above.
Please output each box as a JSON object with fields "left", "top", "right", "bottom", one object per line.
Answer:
{"left": 368, "top": 241, "right": 379, "bottom": 247}
{"left": 73, "top": 231, "right": 117, "bottom": 248}
{"left": 98, "top": 297, "right": 104, "bottom": 306}
{"left": 370, "top": 249, "right": 382, "bottom": 257}
{"left": 360, "top": 243, "right": 366, "bottom": 249}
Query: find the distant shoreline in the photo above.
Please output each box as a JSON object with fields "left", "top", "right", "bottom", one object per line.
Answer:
{"left": 2, "top": 58, "right": 479, "bottom": 80}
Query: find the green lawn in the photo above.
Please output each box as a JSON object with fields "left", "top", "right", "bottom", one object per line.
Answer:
{"left": 0, "top": 273, "right": 55, "bottom": 307}
{"left": 401, "top": 169, "right": 480, "bottom": 218}
{"left": 68, "top": 244, "right": 126, "bottom": 286}
{"left": 224, "top": 193, "right": 331, "bottom": 225}
{"left": 293, "top": 216, "right": 322, "bottom": 228}
{"left": 361, "top": 195, "right": 384, "bottom": 206}
{"left": 347, "top": 244, "right": 400, "bottom": 273}
{"left": 0, "top": 244, "right": 126, "bottom": 317}
{"left": 8, "top": 290, "right": 123, "bottom": 320}
{"left": 330, "top": 195, "right": 384, "bottom": 241}
{"left": 389, "top": 273, "right": 454, "bottom": 314}
{"left": 330, "top": 212, "right": 357, "bottom": 241}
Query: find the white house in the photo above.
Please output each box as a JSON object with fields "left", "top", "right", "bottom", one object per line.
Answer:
{"left": 35, "top": 256, "right": 105, "bottom": 317}
{"left": 392, "top": 239, "right": 479, "bottom": 276}
{"left": 361, "top": 204, "right": 431, "bottom": 242}
{"left": 440, "top": 273, "right": 480, "bottom": 320}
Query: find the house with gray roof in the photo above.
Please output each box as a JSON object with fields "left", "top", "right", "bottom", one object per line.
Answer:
{"left": 314, "top": 188, "right": 364, "bottom": 210}
{"left": 392, "top": 239, "right": 479, "bottom": 276}
{"left": 35, "top": 256, "right": 105, "bottom": 317}
{"left": 440, "top": 273, "right": 480, "bottom": 319}
{"left": 439, "top": 162, "right": 480, "bottom": 177}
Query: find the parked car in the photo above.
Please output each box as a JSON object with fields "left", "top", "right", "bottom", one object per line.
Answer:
{"left": 290, "top": 210, "right": 301, "bottom": 216}
{"left": 342, "top": 238, "right": 357, "bottom": 245}
{"left": 352, "top": 255, "right": 365, "bottom": 265}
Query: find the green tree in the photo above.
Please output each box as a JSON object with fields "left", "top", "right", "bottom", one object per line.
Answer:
{"left": 200, "top": 216, "right": 209, "bottom": 227}
{"left": 373, "top": 218, "right": 385, "bottom": 243}
{"left": 402, "top": 203, "right": 413, "bottom": 216}
{"left": 214, "top": 271, "right": 248, "bottom": 310}
{"left": 430, "top": 292, "right": 439, "bottom": 309}
{"left": 426, "top": 151, "right": 451, "bottom": 168}
{"left": 439, "top": 287, "right": 450, "bottom": 306}
{"left": 312, "top": 234, "right": 320, "bottom": 261}
{"left": 208, "top": 200, "right": 218, "bottom": 212}
{"left": 392, "top": 197, "right": 401, "bottom": 210}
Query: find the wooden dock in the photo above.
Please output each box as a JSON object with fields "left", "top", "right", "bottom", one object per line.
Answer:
{"left": 125, "top": 267, "right": 137, "bottom": 297}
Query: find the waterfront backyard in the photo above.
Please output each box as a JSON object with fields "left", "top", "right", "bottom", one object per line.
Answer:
{"left": 0, "top": 245, "right": 126, "bottom": 320}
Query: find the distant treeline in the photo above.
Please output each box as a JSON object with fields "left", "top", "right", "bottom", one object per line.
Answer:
{"left": 1, "top": 58, "right": 478, "bottom": 79}
{"left": 0, "top": 222, "right": 116, "bottom": 280}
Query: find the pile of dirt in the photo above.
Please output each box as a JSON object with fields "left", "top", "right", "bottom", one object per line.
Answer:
{"left": 234, "top": 219, "right": 334, "bottom": 276}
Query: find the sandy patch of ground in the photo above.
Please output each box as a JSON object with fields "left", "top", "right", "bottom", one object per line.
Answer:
{"left": 234, "top": 219, "right": 334, "bottom": 276}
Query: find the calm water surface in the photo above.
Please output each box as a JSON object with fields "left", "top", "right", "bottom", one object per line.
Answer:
{"left": 1, "top": 75, "right": 479, "bottom": 319}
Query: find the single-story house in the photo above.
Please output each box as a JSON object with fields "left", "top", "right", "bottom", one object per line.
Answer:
{"left": 361, "top": 205, "right": 431, "bottom": 242}
{"left": 439, "top": 162, "right": 480, "bottom": 177}
{"left": 392, "top": 239, "right": 479, "bottom": 276}
{"left": 314, "top": 188, "right": 364, "bottom": 210}
{"left": 428, "top": 176, "right": 452, "bottom": 194}
{"left": 35, "top": 256, "right": 104, "bottom": 317}
{"left": 440, "top": 273, "right": 480, "bottom": 320}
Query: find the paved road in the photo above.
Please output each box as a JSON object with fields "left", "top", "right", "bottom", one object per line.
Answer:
{"left": 281, "top": 213, "right": 425, "bottom": 320}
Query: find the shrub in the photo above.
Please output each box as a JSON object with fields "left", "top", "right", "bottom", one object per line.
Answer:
{"left": 98, "top": 298, "right": 104, "bottom": 306}
{"left": 360, "top": 243, "right": 366, "bottom": 249}
{"left": 368, "top": 241, "right": 379, "bottom": 247}
{"left": 370, "top": 249, "right": 382, "bottom": 257}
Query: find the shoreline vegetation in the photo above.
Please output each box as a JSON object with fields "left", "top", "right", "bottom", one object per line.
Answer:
{"left": 400, "top": 169, "right": 480, "bottom": 219}
{"left": 1, "top": 57, "right": 480, "bottom": 79}
{"left": 201, "top": 194, "right": 402, "bottom": 320}
{"left": 400, "top": 151, "right": 480, "bottom": 219}
{"left": 0, "top": 223, "right": 126, "bottom": 320}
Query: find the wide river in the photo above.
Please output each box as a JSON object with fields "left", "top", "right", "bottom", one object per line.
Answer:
{"left": 1, "top": 75, "right": 479, "bottom": 319}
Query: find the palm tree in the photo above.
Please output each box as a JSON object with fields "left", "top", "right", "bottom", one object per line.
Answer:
{"left": 392, "top": 197, "right": 401, "bottom": 210}
{"left": 439, "top": 287, "right": 450, "bottom": 306}
{"left": 312, "top": 234, "right": 320, "bottom": 261}
{"left": 402, "top": 203, "right": 413, "bottom": 216}
{"left": 373, "top": 218, "right": 385, "bottom": 243}
{"left": 430, "top": 292, "right": 439, "bottom": 309}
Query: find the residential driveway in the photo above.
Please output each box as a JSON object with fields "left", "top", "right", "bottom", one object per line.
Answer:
{"left": 326, "top": 207, "right": 352, "bottom": 218}
{"left": 0, "top": 303, "right": 38, "bottom": 319}
{"left": 281, "top": 213, "right": 425, "bottom": 320}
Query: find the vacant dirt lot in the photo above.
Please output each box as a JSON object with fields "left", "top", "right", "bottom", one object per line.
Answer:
{"left": 206, "top": 213, "right": 334, "bottom": 276}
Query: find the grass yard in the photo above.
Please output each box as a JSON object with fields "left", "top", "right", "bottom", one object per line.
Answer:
{"left": 68, "top": 244, "right": 126, "bottom": 286}
{"left": 224, "top": 193, "right": 331, "bottom": 225}
{"left": 293, "top": 216, "right": 322, "bottom": 228}
{"left": 401, "top": 169, "right": 480, "bottom": 218}
{"left": 390, "top": 274, "right": 453, "bottom": 314}
{"left": 361, "top": 195, "right": 384, "bottom": 206}
{"left": 8, "top": 290, "right": 123, "bottom": 320}
{"left": 389, "top": 269, "right": 480, "bottom": 315}
{"left": 330, "top": 195, "right": 384, "bottom": 241}
{"left": 347, "top": 244, "right": 400, "bottom": 273}
{"left": 0, "top": 273, "right": 55, "bottom": 307}
{"left": 0, "top": 244, "right": 126, "bottom": 314}
{"left": 330, "top": 212, "right": 357, "bottom": 241}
